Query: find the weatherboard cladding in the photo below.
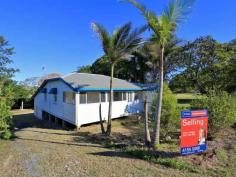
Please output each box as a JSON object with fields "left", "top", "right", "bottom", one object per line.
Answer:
{"left": 62, "top": 73, "right": 142, "bottom": 92}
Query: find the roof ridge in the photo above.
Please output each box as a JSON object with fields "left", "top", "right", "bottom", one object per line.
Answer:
{"left": 61, "top": 72, "right": 76, "bottom": 78}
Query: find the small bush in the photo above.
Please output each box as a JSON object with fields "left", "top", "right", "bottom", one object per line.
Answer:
{"left": 1, "top": 129, "right": 13, "bottom": 140}
{"left": 0, "top": 98, "right": 12, "bottom": 130}
{"left": 152, "top": 83, "right": 179, "bottom": 138}
{"left": 191, "top": 91, "right": 236, "bottom": 137}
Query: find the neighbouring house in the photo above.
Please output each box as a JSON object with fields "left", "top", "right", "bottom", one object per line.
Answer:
{"left": 33, "top": 73, "right": 143, "bottom": 128}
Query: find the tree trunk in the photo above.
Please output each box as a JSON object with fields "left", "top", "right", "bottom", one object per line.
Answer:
{"left": 99, "top": 103, "right": 106, "bottom": 134}
{"left": 106, "top": 63, "right": 115, "bottom": 136}
{"left": 144, "top": 95, "right": 151, "bottom": 147}
{"left": 152, "top": 47, "right": 164, "bottom": 148}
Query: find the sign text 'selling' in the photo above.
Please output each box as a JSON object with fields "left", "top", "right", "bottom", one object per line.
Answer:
{"left": 182, "top": 119, "right": 204, "bottom": 126}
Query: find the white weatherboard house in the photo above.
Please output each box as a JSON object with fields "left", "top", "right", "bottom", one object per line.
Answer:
{"left": 33, "top": 73, "right": 143, "bottom": 128}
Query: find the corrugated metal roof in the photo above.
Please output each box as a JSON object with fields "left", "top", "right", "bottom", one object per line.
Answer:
{"left": 63, "top": 73, "right": 142, "bottom": 91}
{"left": 32, "top": 73, "right": 142, "bottom": 98}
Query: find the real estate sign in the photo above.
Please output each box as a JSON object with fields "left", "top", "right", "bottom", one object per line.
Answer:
{"left": 180, "top": 110, "right": 208, "bottom": 155}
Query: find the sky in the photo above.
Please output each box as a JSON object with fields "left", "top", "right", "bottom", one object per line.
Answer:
{"left": 0, "top": 0, "right": 235, "bottom": 81}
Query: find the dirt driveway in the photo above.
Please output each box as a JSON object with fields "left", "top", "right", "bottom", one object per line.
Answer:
{"left": 0, "top": 110, "right": 187, "bottom": 177}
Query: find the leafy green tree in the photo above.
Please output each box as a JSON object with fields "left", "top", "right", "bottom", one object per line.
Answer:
{"left": 77, "top": 65, "right": 92, "bottom": 73}
{"left": 140, "top": 35, "right": 184, "bottom": 82}
{"left": 126, "top": 0, "right": 194, "bottom": 147}
{"left": 170, "top": 36, "right": 236, "bottom": 93}
{"left": 0, "top": 36, "right": 18, "bottom": 132}
{"left": 0, "top": 36, "right": 18, "bottom": 77}
{"left": 91, "top": 22, "right": 146, "bottom": 135}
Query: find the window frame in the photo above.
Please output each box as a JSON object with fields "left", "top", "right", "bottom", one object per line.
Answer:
{"left": 122, "top": 92, "right": 127, "bottom": 101}
{"left": 63, "top": 92, "right": 75, "bottom": 105}
{"left": 114, "top": 92, "right": 123, "bottom": 102}
{"left": 79, "top": 92, "right": 87, "bottom": 104}
{"left": 87, "top": 92, "right": 100, "bottom": 104}
{"left": 100, "top": 92, "right": 106, "bottom": 102}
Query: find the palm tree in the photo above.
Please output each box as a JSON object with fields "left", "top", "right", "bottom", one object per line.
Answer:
{"left": 91, "top": 22, "right": 146, "bottom": 136}
{"left": 125, "top": 0, "right": 194, "bottom": 147}
{"left": 141, "top": 35, "right": 183, "bottom": 82}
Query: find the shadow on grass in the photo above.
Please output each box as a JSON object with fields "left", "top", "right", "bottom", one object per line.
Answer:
{"left": 14, "top": 136, "right": 104, "bottom": 148}
{"left": 13, "top": 113, "right": 63, "bottom": 130}
{"left": 88, "top": 149, "right": 179, "bottom": 159}
{"left": 88, "top": 151, "right": 137, "bottom": 159}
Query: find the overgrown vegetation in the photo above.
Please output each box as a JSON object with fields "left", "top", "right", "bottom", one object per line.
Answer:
{"left": 123, "top": 147, "right": 198, "bottom": 172}
{"left": 191, "top": 91, "right": 236, "bottom": 137}
{"left": 151, "top": 83, "right": 179, "bottom": 139}
{"left": 0, "top": 36, "right": 34, "bottom": 139}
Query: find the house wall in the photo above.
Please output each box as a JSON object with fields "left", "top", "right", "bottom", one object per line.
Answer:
{"left": 34, "top": 80, "right": 76, "bottom": 124}
{"left": 34, "top": 81, "right": 144, "bottom": 127}
{"left": 76, "top": 92, "right": 143, "bottom": 126}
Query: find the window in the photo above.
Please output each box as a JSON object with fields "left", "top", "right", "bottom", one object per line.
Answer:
{"left": 128, "top": 92, "right": 133, "bottom": 102}
{"left": 53, "top": 94, "right": 57, "bottom": 103}
{"left": 44, "top": 93, "right": 47, "bottom": 101}
{"left": 87, "top": 92, "right": 100, "bottom": 103}
{"left": 49, "top": 88, "right": 58, "bottom": 103}
{"left": 80, "top": 93, "right": 86, "bottom": 104}
{"left": 63, "top": 92, "right": 75, "bottom": 104}
{"left": 100, "top": 92, "right": 106, "bottom": 102}
{"left": 122, "top": 92, "right": 127, "bottom": 101}
{"left": 41, "top": 88, "right": 47, "bottom": 101}
{"left": 114, "top": 92, "right": 122, "bottom": 101}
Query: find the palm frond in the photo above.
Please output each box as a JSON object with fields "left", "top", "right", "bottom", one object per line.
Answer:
{"left": 123, "top": 0, "right": 148, "bottom": 16}
{"left": 111, "top": 22, "right": 132, "bottom": 47}
{"left": 91, "top": 22, "right": 111, "bottom": 53}
{"left": 164, "top": 0, "right": 195, "bottom": 24}
{"left": 121, "top": 25, "right": 147, "bottom": 54}
{"left": 125, "top": 0, "right": 160, "bottom": 38}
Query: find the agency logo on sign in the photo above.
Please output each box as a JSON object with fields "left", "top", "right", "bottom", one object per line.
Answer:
{"left": 180, "top": 110, "right": 208, "bottom": 155}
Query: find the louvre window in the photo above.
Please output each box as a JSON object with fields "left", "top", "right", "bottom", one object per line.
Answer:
{"left": 80, "top": 93, "right": 86, "bottom": 104}
{"left": 122, "top": 92, "right": 127, "bottom": 101}
{"left": 49, "top": 88, "right": 58, "bottom": 103}
{"left": 63, "top": 92, "right": 75, "bottom": 104}
{"left": 114, "top": 92, "right": 122, "bottom": 101}
{"left": 87, "top": 92, "right": 100, "bottom": 103}
{"left": 100, "top": 92, "right": 106, "bottom": 102}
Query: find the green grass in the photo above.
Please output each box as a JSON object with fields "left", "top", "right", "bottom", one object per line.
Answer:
{"left": 0, "top": 141, "right": 5, "bottom": 151}
{"left": 216, "top": 148, "right": 228, "bottom": 163}
{"left": 175, "top": 93, "right": 197, "bottom": 99}
{"left": 175, "top": 93, "right": 205, "bottom": 110}
{"left": 123, "top": 147, "right": 198, "bottom": 173}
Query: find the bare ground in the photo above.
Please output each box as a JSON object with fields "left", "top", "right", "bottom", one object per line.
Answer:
{"left": 0, "top": 109, "right": 235, "bottom": 177}
{"left": 0, "top": 110, "right": 189, "bottom": 177}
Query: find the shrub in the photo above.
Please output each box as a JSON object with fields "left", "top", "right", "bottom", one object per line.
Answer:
{"left": 151, "top": 83, "right": 179, "bottom": 138}
{"left": 1, "top": 129, "right": 13, "bottom": 140}
{"left": 191, "top": 91, "right": 236, "bottom": 137}
{"left": 0, "top": 98, "right": 12, "bottom": 131}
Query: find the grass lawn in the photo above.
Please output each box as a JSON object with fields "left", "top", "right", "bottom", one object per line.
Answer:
{"left": 175, "top": 93, "right": 206, "bottom": 100}
{"left": 0, "top": 109, "right": 235, "bottom": 177}
{"left": 175, "top": 93, "right": 205, "bottom": 109}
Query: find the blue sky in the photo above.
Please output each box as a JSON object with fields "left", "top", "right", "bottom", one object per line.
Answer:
{"left": 0, "top": 0, "right": 235, "bottom": 81}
